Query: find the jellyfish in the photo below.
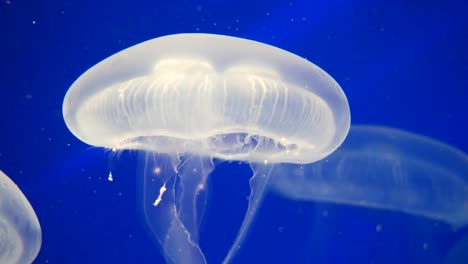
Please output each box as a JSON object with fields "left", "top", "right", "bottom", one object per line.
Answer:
{"left": 0, "top": 170, "right": 42, "bottom": 264}
{"left": 271, "top": 125, "right": 468, "bottom": 229}
{"left": 443, "top": 230, "right": 468, "bottom": 263}
{"left": 62, "top": 33, "right": 350, "bottom": 263}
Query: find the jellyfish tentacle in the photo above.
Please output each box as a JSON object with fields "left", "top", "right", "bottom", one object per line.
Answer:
{"left": 138, "top": 152, "right": 212, "bottom": 264}
{"left": 223, "top": 162, "right": 274, "bottom": 264}
{"left": 176, "top": 155, "right": 214, "bottom": 243}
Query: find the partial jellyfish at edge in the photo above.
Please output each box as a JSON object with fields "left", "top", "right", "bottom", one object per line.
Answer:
{"left": 62, "top": 33, "right": 351, "bottom": 263}
{"left": 443, "top": 230, "right": 468, "bottom": 264}
{"left": 0, "top": 170, "right": 42, "bottom": 264}
{"left": 271, "top": 125, "right": 468, "bottom": 230}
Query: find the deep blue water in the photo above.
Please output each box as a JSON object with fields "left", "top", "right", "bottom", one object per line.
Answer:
{"left": 1, "top": 0, "right": 467, "bottom": 263}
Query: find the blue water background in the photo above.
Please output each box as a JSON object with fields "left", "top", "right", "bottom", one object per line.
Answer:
{"left": 1, "top": 0, "right": 467, "bottom": 263}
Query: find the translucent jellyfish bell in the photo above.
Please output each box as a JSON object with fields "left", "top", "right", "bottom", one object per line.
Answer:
{"left": 271, "top": 125, "right": 468, "bottom": 229}
{"left": 63, "top": 33, "right": 350, "bottom": 263}
{"left": 0, "top": 170, "right": 42, "bottom": 264}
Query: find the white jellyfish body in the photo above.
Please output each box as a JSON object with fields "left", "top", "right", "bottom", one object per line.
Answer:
{"left": 271, "top": 125, "right": 468, "bottom": 229}
{"left": 0, "top": 170, "right": 42, "bottom": 264}
{"left": 63, "top": 33, "right": 350, "bottom": 263}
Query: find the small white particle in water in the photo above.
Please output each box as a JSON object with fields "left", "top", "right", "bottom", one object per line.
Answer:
{"left": 376, "top": 224, "right": 382, "bottom": 232}
{"left": 197, "top": 183, "right": 205, "bottom": 191}
{"left": 423, "top": 243, "right": 429, "bottom": 250}
{"left": 108, "top": 172, "right": 113, "bottom": 182}
{"left": 154, "top": 167, "right": 161, "bottom": 174}
{"left": 32, "top": 20, "right": 36, "bottom": 24}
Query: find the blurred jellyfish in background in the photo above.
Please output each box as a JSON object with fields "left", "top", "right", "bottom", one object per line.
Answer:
{"left": 271, "top": 125, "right": 468, "bottom": 230}
{"left": 62, "top": 33, "right": 350, "bottom": 263}
{"left": 0, "top": 170, "right": 42, "bottom": 264}
{"left": 443, "top": 231, "right": 468, "bottom": 264}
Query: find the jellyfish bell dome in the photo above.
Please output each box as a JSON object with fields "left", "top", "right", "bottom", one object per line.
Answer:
{"left": 63, "top": 33, "right": 350, "bottom": 164}
{"left": 0, "top": 170, "right": 42, "bottom": 264}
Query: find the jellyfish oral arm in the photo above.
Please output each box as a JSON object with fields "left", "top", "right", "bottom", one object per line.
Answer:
{"left": 138, "top": 152, "right": 214, "bottom": 264}
{"left": 153, "top": 182, "right": 167, "bottom": 206}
